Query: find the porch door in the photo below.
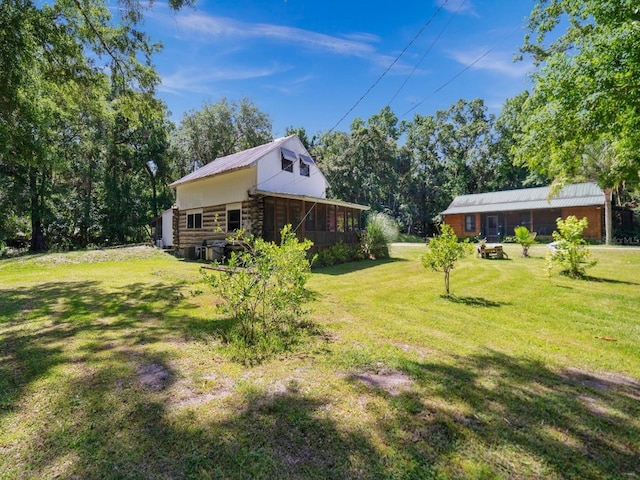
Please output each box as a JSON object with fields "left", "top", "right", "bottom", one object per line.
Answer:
{"left": 486, "top": 215, "right": 498, "bottom": 241}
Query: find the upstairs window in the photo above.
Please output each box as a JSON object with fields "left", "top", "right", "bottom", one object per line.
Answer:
{"left": 299, "top": 154, "right": 313, "bottom": 177}
{"left": 281, "top": 147, "right": 296, "bottom": 172}
{"left": 187, "top": 212, "right": 202, "bottom": 229}
{"left": 299, "top": 159, "right": 310, "bottom": 177}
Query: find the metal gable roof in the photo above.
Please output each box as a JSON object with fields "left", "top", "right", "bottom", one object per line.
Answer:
{"left": 441, "top": 182, "right": 605, "bottom": 215}
{"left": 169, "top": 136, "right": 294, "bottom": 188}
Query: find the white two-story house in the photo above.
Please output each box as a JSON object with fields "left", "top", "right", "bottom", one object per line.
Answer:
{"left": 163, "top": 135, "right": 368, "bottom": 257}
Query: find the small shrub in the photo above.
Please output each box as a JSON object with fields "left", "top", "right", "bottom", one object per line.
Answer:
{"left": 361, "top": 224, "right": 389, "bottom": 259}
{"left": 203, "top": 225, "right": 314, "bottom": 361}
{"left": 546, "top": 216, "right": 597, "bottom": 278}
{"left": 361, "top": 211, "right": 399, "bottom": 259}
{"left": 422, "top": 224, "right": 472, "bottom": 295}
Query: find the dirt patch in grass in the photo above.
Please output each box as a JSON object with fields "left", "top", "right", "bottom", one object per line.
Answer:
{"left": 172, "top": 378, "right": 235, "bottom": 408}
{"left": 349, "top": 371, "right": 413, "bottom": 397}
{"left": 560, "top": 367, "right": 640, "bottom": 398}
{"left": 136, "top": 363, "right": 171, "bottom": 391}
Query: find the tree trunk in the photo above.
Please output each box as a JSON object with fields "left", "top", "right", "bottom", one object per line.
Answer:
{"left": 29, "top": 170, "right": 47, "bottom": 252}
{"left": 444, "top": 269, "right": 450, "bottom": 295}
{"left": 604, "top": 187, "right": 613, "bottom": 245}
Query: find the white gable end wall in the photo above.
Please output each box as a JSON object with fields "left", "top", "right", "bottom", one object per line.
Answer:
{"left": 176, "top": 168, "right": 256, "bottom": 210}
{"left": 256, "top": 137, "right": 327, "bottom": 198}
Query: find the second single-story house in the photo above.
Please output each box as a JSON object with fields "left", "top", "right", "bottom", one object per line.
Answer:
{"left": 441, "top": 182, "right": 606, "bottom": 242}
{"left": 167, "top": 135, "right": 369, "bottom": 258}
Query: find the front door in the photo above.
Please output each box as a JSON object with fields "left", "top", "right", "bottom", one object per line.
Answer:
{"left": 486, "top": 215, "right": 498, "bottom": 241}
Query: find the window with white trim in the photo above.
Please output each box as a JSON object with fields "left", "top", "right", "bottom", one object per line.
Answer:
{"left": 299, "top": 154, "right": 314, "bottom": 177}
{"left": 281, "top": 147, "right": 296, "bottom": 172}
{"left": 299, "top": 159, "right": 310, "bottom": 177}
{"left": 226, "top": 203, "right": 242, "bottom": 232}
{"left": 186, "top": 210, "right": 203, "bottom": 229}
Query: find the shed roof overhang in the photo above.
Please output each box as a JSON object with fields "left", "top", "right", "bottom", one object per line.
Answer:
{"left": 254, "top": 189, "right": 370, "bottom": 211}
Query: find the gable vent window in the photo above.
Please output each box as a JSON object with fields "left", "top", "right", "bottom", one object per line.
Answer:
{"left": 299, "top": 154, "right": 313, "bottom": 177}
{"left": 281, "top": 148, "right": 296, "bottom": 173}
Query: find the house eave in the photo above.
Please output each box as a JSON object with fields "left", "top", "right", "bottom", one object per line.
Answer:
{"left": 253, "top": 189, "right": 370, "bottom": 211}
{"left": 170, "top": 164, "right": 256, "bottom": 189}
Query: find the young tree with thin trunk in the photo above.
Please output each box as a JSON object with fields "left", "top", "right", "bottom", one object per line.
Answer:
{"left": 422, "top": 224, "right": 471, "bottom": 295}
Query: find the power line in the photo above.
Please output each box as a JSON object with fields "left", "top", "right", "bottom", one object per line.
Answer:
{"left": 387, "top": 0, "right": 465, "bottom": 107}
{"left": 327, "top": 0, "right": 450, "bottom": 133}
{"left": 401, "top": 24, "right": 523, "bottom": 119}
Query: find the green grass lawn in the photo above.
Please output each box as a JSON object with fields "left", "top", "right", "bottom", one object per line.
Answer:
{"left": 1, "top": 244, "right": 639, "bottom": 479}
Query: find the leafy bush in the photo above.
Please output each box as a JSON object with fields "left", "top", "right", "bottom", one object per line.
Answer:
{"left": 314, "top": 242, "right": 364, "bottom": 268}
{"left": 360, "top": 223, "right": 389, "bottom": 259}
{"left": 422, "top": 224, "right": 472, "bottom": 295}
{"left": 203, "top": 225, "right": 314, "bottom": 362}
{"left": 546, "top": 216, "right": 597, "bottom": 278}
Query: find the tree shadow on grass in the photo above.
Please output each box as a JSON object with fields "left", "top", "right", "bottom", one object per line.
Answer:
{"left": 313, "top": 257, "right": 406, "bottom": 276}
{"left": 441, "top": 294, "right": 510, "bottom": 307}
{"left": 0, "top": 279, "right": 204, "bottom": 420}
{"left": 390, "top": 350, "right": 640, "bottom": 478}
{"left": 582, "top": 275, "right": 639, "bottom": 286}
{"left": 3, "top": 354, "right": 397, "bottom": 479}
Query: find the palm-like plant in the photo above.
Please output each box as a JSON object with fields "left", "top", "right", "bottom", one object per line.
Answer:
{"left": 514, "top": 225, "right": 536, "bottom": 257}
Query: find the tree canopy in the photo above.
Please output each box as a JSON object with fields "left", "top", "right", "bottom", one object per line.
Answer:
{"left": 515, "top": 0, "right": 640, "bottom": 195}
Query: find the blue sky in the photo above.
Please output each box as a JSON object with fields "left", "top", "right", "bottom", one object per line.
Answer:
{"left": 145, "top": 0, "right": 536, "bottom": 137}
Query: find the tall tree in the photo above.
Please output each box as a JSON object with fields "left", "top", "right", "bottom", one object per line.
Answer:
{"left": 492, "top": 91, "right": 546, "bottom": 190}
{"left": 315, "top": 108, "right": 400, "bottom": 212}
{"left": 403, "top": 113, "right": 450, "bottom": 235}
{"left": 173, "top": 98, "right": 273, "bottom": 173}
{"left": 0, "top": 0, "right": 192, "bottom": 251}
{"left": 515, "top": 0, "right": 640, "bottom": 243}
{"left": 434, "top": 99, "right": 495, "bottom": 196}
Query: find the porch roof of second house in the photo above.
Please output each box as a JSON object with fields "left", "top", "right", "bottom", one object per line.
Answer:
{"left": 441, "top": 182, "right": 604, "bottom": 215}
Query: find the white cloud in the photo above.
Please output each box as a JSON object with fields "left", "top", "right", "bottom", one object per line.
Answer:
{"left": 159, "top": 64, "right": 289, "bottom": 95}
{"left": 264, "top": 74, "right": 314, "bottom": 95}
{"left": 170, "top": 12, "right": 379, "bottom": 58}
{"left": 437, "top": 0, "right": 478, "bottom": 17}
{"left": 448, "top": 48, "right": 532, "bottom": 78}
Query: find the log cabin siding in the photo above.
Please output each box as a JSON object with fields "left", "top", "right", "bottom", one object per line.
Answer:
{"left": 174, "top": 202, "right": 251, "bottom": 252}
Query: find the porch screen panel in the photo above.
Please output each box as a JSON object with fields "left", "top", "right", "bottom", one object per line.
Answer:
{"left": 352, "top": 208, "right": 360, "bottom": 230}
{"left": 534, "top": 209, "right": 561, "bottom": 236}
{"left": 305, "top": 202, "right": 316, "bottom": 244}
{"left": 327, "top": 205, "right": 336, "bottom": 232}
{"left": 305, "top": 203, "right": 316, "bottom": 231}
{"left": 275, "top": 198, "right": 287, "bottom": 243}
{"left": 316, "top": 204, "right": 327, "bottom": 231}
{"left": 289, "top": 199, "right": 303, "bottom": 239}
{"left": 313, "top": 204, "right": 329, "bottom": 246}
{"left": 263, "top": 197, "right": 276, "bottom": 243}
